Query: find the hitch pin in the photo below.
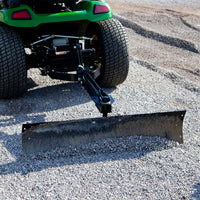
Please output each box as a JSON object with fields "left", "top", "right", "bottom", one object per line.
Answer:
{"left": 55, "top": 51, "right": 67, "bottom": 56}
{"left": 99, "top": 90, "right": 111, "bottom": 103}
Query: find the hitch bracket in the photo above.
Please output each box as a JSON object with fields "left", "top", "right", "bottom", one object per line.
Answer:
{"left": 75, "top": 44, "right": 114, "bottom": 117}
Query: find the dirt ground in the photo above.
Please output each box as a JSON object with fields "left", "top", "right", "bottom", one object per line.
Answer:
{"left": 108, "top": 2, "right": 200, "bottom": 92}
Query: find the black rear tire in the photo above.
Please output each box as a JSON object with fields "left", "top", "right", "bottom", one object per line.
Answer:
{"left": 0, "top": 26, "right": 27, "bottom": 99}
{"left": 86, "top": 18, "right": 129, "bottom": 87}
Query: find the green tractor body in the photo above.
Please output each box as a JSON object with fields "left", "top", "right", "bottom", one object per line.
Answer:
{"left": 0, "top": 1, "right": 113, "bottom": 27}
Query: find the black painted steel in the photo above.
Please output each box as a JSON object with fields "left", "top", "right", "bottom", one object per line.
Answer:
{"left": 22, "top": 110, "right": 186, "bottom": 154}
{"left": 75, "top": 44, "right": 114, "bottom": 117}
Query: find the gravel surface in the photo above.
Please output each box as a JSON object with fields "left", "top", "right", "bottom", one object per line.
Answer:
{"left": 110, "top": 2, "right": 200, "bottom": 90}
{"left": 0, "top": 0, "right": 200, "bottom": 199}
{"left": 107, "top": 0, "right": 200, "bottom": 8}
{"left": 0, "top": 60, "right": 199, "bottom": 199}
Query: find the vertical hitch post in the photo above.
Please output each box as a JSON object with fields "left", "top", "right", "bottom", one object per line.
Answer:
{"left": 75, "top": 44, "right": 114, "bottom": 117}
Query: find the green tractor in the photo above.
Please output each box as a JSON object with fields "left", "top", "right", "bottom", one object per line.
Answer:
{"left": 0, "top": 0, "right": 129, "bottom": 117}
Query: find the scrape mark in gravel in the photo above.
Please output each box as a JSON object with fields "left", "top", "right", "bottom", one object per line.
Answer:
{"left": 133, "top": 57, "right": 200, "bottom": 94}
{"left": 173, "top": 66, "right": 200, "bottom": 77}
{"left": 180, "top": 17, "right": 200, "bottom": 32}
{"left": 114, "top": 14, "right": 199, "bottom": 54}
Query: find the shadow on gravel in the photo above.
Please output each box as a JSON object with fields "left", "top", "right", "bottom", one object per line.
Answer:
{"left": 1, "top": 83, "right": 87, "bottom": 116}
{"left": 0, "top": 78, "right": 115, "bottom": 127}
{"left": 0, "top": 77, "right": 116, "bottom": 173}
{"left": 0, "top": 132, "right": 22, "bottom": 160}
{"left": 192, "top": 182, "right": 200, "bottom": 200}
{"left": 0, "top": 135, "right": 175, "bottom": 175}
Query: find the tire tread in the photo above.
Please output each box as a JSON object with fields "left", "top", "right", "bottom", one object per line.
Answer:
{"left": 0, "top": 26, "right": 27, "bottom": 99}
{"left": 97, "top": 18, "right": 129, "bottom": 87}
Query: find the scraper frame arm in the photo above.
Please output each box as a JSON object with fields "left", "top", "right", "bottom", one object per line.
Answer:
{"left": 75, "top": 43, "right": 114, "bottom": 117}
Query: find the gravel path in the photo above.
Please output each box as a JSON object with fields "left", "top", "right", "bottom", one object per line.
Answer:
{"left": 0, "top": 1, "right": 200, "bottom": 199}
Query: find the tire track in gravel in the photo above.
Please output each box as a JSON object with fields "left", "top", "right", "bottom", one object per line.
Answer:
{"left": 114, "top": 14, "right": 199, "bottom": 54}
{"left": 131, "top": 57, "right": 200, "bottom": 94}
